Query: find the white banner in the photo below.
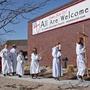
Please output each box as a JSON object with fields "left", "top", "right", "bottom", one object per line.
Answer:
{"left": 32, "top": 0, "right": 90, "bottom": 35}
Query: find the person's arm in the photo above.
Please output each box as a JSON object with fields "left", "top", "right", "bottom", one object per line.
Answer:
{"left": 57, "top": 51, "right": 61, "bottom": 58}
{"left": 21, "top": 56, "right": 24, "bottom": 64}
{"left": 2, "top": 50, "right": 7, "bottom": 59}
{"left": 0, "top": 50, "right": 3, "bottom": 57}
{"left": 80, "top": 46, "right": 85, "bottom": 54}
{"left": 52, "top": 47, "right": 57, "bottom": 58}
{"left": 76, "top": 43, "right": 85, "bottom": 55}
{"left": 17, "top": 55, "right": 22, "bottom": 63}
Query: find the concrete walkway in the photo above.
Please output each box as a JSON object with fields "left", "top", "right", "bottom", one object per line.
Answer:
{"left": 0, "top": 74, "right": 90, "bottom": 89}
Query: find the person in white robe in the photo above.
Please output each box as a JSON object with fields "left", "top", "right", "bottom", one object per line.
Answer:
{"left": 52, "top": 43, "right": 62, "bottom": 80}
{"left": 76, "top": 37, "right": 86, "bottom": 81}
{"left": 10, "top": 44, "right": 17, "bottom": 75}
{"left": 30, "top": 48, "right": 41, "bottom": 79}
{"left": 58, "top": 43, "right": 63, "bottom": 77}
{"left": 16, "top": 50, "right": 24, "bottom": 77}
{"left": 0, "top": 44, "right": 12, "bottom": 76}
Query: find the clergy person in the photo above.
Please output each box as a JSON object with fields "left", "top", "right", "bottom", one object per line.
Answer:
{"left": 30, "top": 48, "right": 41, "bottom": 79}
{"left": 0, "top": 44, "right": 12, "bottom": 76}
{"left": 52, "top": 43, "right": 62, "bottom": 80}
{"left": 10, "top": 44, "right": 17, "bottom": 75}
{"left": 16, "top": 50, "right": 24, "bottom": 77}
{"left": 76, "top": 37, "right": 86, "bottom": 81}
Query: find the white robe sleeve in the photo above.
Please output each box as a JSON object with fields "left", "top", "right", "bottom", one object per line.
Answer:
{"left": 0, "top": 50, "right": 3, "bottom": 58}
{"left": 80, "top": 47, "right": 85, "bottom": 53}
{"left": 52, "top": 47, "right": 57, "bottom": 58}
{"left": 76, "top": 43, "right": 85, "bottom": 55}
{"left": 57, "top": 51, "right": 61, "bottom": 58}
{"left": 2, "top": 50, "right": 7, "bottom": 59}
{"left": 17, "top": 55, "right": 23, "bottom": 64}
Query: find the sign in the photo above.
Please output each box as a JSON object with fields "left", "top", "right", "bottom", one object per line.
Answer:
{"left": 32, "top": 0, "right": 90, "bottom": 35}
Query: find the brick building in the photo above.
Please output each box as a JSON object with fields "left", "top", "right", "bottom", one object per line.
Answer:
{"left": 28, "top": 0, "right": 90, "bottom": 67}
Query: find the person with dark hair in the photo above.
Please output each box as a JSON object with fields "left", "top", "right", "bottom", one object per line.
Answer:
{"left": 16, "top": 50, "right": 24, "bottom": 77}
{"left": 10, "top": 44, "right": 18, "bottom": 75}
{"left": 52, "top": 43, "right": 62, "bottom": 80}
{"left": 0, "top": 44, "right": 12, "bottom": 76}
{"left": 30, "top": 48, "right": 41, "bottom": 79}
{"left": 76, "top": 37, "right": 86, "bottom": 81}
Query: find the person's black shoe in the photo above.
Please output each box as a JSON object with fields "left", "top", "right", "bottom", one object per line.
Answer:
{"left": 54, "top": 77, "right": 60, "bottom": 81}
{"left": 77, "top": 75, "right": 84, "bottom": 82}
{"left": 12, "top": 72, "right": 16, "bottom": 76}
{"left": 3, "top": 74, "right": 7, "bottom": 76}
{"left": 56, "top": 77, "right": 60, "bottom": 81}
{"left": 18, "top": 75, "right": 22, "bottom": 78}
{"left": 3, "top": 74, "right": 6, "bottom": 76}
{"left": 8, "top": 73, "right": 13, "bottom": 76}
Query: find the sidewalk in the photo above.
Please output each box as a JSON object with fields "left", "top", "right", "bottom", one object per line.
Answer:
{"left": 0, "top": 74, "right": 90, "bottom": 89}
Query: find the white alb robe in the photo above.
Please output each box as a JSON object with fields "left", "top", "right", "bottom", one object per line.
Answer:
{"left": 52, "top": 46, "right": 62, "bottom": 78}
{"left": 0, "top": 48, "right": 12, "bottom": 74}
{"left": 30, "top": 53, "right": 40, "bottom": 74}
{"left": 10, "top": 48, "right": 17, "bottom": 73}
{"left": 16, "top": 54, "right": 24, "bottom": 76}
{"left": 76, "top": 43, "right": 86, "bottom": 77}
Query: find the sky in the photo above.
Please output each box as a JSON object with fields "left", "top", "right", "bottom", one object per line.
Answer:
{"left": 0, "top": 0, "right": 72, "bottom": 41}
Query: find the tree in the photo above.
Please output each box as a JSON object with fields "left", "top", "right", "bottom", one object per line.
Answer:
{"left": 0, "top": 0, "right": 52, "bottom": 35}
